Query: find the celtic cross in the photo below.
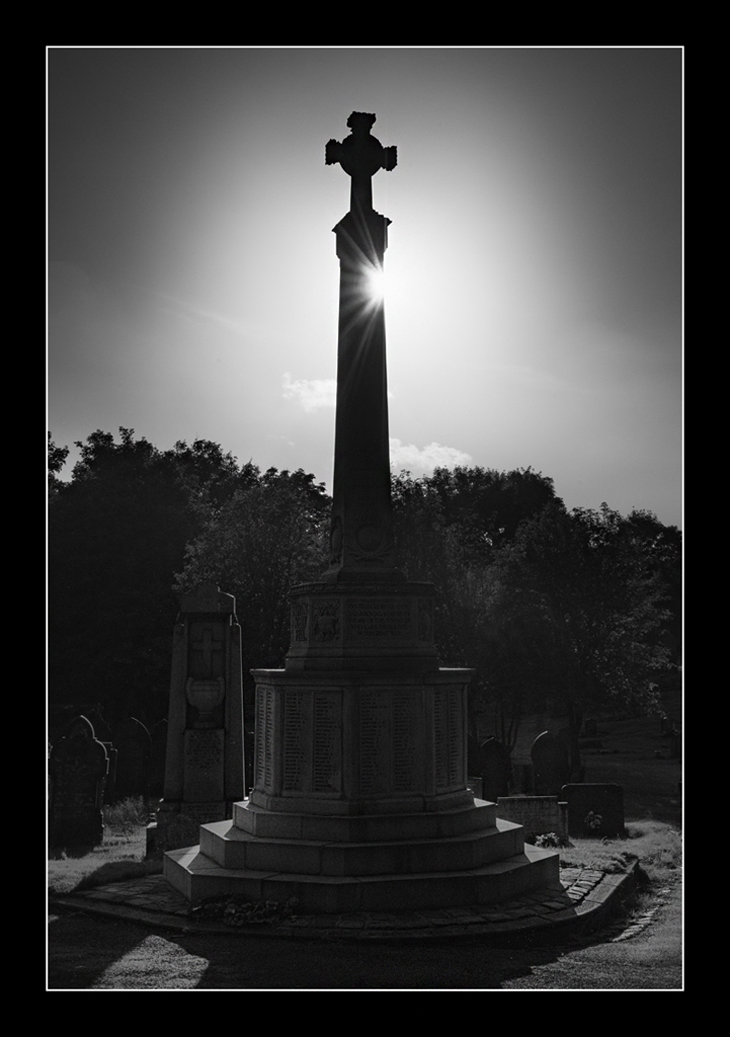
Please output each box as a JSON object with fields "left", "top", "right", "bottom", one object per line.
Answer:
{"left": 326, "top": 111, "right": 397, "bottom": 215}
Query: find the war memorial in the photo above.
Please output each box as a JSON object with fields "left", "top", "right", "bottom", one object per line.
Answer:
{"left": 164, "top": 113, "right": 561, "bottom": 914}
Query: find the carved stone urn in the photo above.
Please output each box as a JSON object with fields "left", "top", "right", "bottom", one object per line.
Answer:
{"left": 185, "top": 677, "right": 225, "bottom": 727}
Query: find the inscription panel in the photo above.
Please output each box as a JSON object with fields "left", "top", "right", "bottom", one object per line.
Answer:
{"left": 311, "top": 600, "right": 341, "bottom": 642}
{"left": 358, "top": 690, "right": 391, "bottom": 795}
{"left": 392, "top": 689, "right": 425, "bottom": 793}
{"left": 345, "top": 598, "right": 413, "bottom": 641}
{"left": 433, "top": 686, "right": 465, "bottom": 792}
{"left": 254, "top": 686, "right": 276, "bottom": 793}
{"left": 291, "top": 602, "right": 309, "bottom": 644}
{"left": 282, "top": 691, "right": 309, "bottom": 792}
{"left": 313, "top": 692, "right": 342, "bottom": 793}
{"left": 184, "top": 729, "right": 224, "bottom": 801}
{"left": 178, "top": 801, "right": 227, "bottom": 824}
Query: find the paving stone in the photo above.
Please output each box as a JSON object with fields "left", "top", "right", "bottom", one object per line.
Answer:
{"left": 49, "top": 868, "right": 628, "bottom": 943}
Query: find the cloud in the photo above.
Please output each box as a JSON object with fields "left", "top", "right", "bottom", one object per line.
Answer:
{"left": 389, "top": 439, "right": 473, "bottom": 475}
{"left": 282, "top": 373, "right": 336, "bottom": 412}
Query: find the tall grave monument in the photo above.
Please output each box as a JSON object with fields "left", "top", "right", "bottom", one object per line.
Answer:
{"left": 149, "top": 582, "right": 245, "bottom": 857}
{"left": 165, "top": 113, "right": 559, "bottom": 912}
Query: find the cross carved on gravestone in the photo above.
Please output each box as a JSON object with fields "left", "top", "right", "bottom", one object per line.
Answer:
{"left": 326, "top": 112, "right": 397, "bottom": 215}
{"left": 191, "top": 626, "right": 224, "bottom": 675}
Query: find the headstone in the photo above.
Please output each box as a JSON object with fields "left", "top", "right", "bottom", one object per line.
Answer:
{"left": 562, "top": 783, "right": 625, "bottom": 838}
{"left": 111, "top": 717, "right": 152, "bottom": 803}
{"left": 531, "top": 730, "right": 570, "bottom": 796}
{"left": 467, "top": 734, "right": 486, "bottom": 779}
{"left": 100, "top": 742, "right": 118, "bottom": 804}
{"left": 49, "top": 703, "right": 112, "bottom": 746}
{"left": 497, "top": 796, "right": 568, "bottom": 845}
{"left": 510, "top": 761, "right": 534, "bottom": 794}
{"left": 49, "top": 715, "right": 109, "bottom": 847}
{"left": 147, "top": 581, "right": 244, "bottom": 857}
{"left": 480, "top": 737, "right": 511, "bottom": 801}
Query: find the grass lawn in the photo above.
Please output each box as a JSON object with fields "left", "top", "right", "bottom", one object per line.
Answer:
{"left": 578, "top": 714, "right": 681, "bottom": 827}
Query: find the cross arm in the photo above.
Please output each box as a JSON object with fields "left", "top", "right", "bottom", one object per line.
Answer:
{"left": 381, "top": 145, "right": 397, "bottom": 172}
{"left": 325, "top": 139, "right": 343, "bottom": 166}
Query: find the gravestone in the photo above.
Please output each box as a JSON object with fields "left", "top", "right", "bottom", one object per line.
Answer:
{"left": 49, "top": 703, "right": 112, "bottom": 746}
{"left": 111, "top": 717, "right": 152, "bottom": 803}
{"left": 481, "top": 737, "right": 511, "bottom": 802}
{"left": 562, "top": 783, "right": 625, "bottom": 838}
{"left": 531, "top": 730, "right": 570, "bottom": 796}
{"left": 148, "top": 582, "right": 244, "bottom": 857}
{"left": 497, "top": 796, "right": 568, "bottom": 845}
{"left": 49, "top": 715, "right": 109, "bottom": 847}
{"left": 101, "top": 743, "right": 119, "bottom": 804}
{"left": 467, "top": 734, "right": 486, "bottom": 780}
{"left": 164, "top": 113, "right": 561, "bottom": 912}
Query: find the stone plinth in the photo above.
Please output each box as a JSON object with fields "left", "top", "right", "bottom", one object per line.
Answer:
{"left": 248, "top": 668, "right": 470, "bottom": 815}
{"left": 165, "top": 665, "right": 562, "bottom": 911}
{"left": 166, "top": 822, "right": 559, "bottom": 914}
{"left": 285, "top": 578, "right": 438, "bottom": 673}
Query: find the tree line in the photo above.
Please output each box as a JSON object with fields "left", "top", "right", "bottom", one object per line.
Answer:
{"left": 48, "top": 429, "right": 681, "bottom": 746}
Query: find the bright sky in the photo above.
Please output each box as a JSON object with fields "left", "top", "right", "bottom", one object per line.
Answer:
{"left": 48, "top": 46, "right": 683, "bottom": 528}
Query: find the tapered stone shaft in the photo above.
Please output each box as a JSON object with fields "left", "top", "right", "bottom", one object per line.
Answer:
{"left": 324, "top": 112, "right": 398, "bottom": 578}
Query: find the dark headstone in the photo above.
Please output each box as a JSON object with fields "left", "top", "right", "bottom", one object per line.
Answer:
{"left": 49, "top": 715, "right": 109, "bottom": 847}
{"left": 100, "top": 742, "right": 118, "bottom": 803}
{"left": 510, "top": 762, "right": 534, "bottom": 794}
{"left": 49, "top": 703, "right": 112, "bottom": 746}
{"left": 467, "top": 734, "right": 486, "bottom": 779}
{"left": 531, "top": 730, "right": 570, "bottom": 796}
{"left": 480, "top": 738, "right": 511, "bottom": 801}
{"left": 562, "top": 783, "right": 625, "bottom": 838}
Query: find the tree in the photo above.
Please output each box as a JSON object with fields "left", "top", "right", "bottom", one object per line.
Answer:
{"left": 490, "top": 502, "right": 678, "bottom": 763}
{"left": 48, "top": 429, "right": 197, "bottom": 723}
{"left": 165, "top": 439, "right": 259, "bottom": 517}
{"left": 391, "top": 469, "right": 680, "bottom": 750}
{"left": 48, "top": 433, "right": 69, "bottom": 498}
{"left": 176, "top": 469, "right": 330, "bottom": 716}
{"left": 391, "top": 466, "right": 563, "bottom": 736}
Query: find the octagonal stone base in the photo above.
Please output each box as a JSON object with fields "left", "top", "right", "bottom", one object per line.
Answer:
{"left": 164, "top": 666, "right": 560, "bottom": 912}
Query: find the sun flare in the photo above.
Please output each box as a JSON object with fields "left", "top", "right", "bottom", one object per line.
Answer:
{"left": 363, "top": 264, "right": 386, "bottom": 304}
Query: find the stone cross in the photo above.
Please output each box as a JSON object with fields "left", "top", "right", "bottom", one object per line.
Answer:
{"left": 326, "top": 111, "right": 397, "bottom": 215}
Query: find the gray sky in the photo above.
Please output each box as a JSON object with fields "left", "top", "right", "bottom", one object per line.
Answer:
{"left": 48, "top": 46, "right": 682, "bottom": 527}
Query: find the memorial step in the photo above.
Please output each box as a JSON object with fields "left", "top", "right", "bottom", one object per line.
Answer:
{"left": 233, "top": 797, "right": 497, "bottom": 842}
{"left": 199, "top": 815, "right": 525, "bottom": 877}
{"left": 164, "top": 841, "right": 561, "bottom": 914}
